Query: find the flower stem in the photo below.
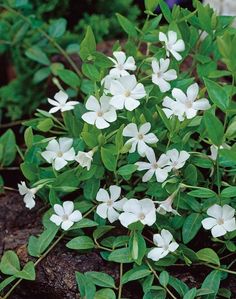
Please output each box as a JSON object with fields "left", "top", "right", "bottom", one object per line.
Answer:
{"left": 118, "top": 263, "right": 123, "bottom": 299}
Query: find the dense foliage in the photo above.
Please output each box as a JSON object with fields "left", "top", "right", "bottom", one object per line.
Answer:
{"left": 0, "top": 0, "right": 236, "bottom": 298}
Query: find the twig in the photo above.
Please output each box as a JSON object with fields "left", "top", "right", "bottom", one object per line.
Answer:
{"left": 118, "top": 263, "right": 123, "bottom": 299}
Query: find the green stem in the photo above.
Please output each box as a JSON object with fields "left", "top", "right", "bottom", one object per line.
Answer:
{"left": 118, "top": 263, "right": 123, "bottom": 299}
{"left": 146, "top": 260, "right": 178, "bottom": 299}
{"left": 204, "top": 263, "right": 236, "bottom": 275}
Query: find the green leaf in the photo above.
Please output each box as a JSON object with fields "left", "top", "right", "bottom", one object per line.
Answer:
{"left": 116, "top": 13, "right": 137, "bottom": 37}
{"left": 0, "top": 251, "right": 20, "bottom": 275}
{"left": 159, "top": 271, "right": 169, "bottom": 287}
{"left": 24, "top": 127, "right": 33, "bottom": 148}
{"left": 85, "top": 271, "right": 115, "bottom": 288}
{"left": 37, "top": 118, "right": 54, "bottom": 132}
{"left": 15, "top": 261, "right": 36, "bottom": 280}
{"left": 201, "top": 270, "right": 221, "bottom": 299}
{"left": 76, "top": 272, "right": 96, "bottom": 299}
{"left": 69, "top": 218, "right": 98, "bottom": 230}
{"left": 221, "top": 186, "right": 236, "bottom": 198}
{"left": 94, "top": 288, "right": 116, "bottom": 299}
{"left": 144, "top": 0, "right": 159, "bottom": 12}
{"left": 101, "top": 147, "right": 117, "bottom": 171}
{"left": 80, "top": 26, "right": 96, "bottom": 61}
{"left": 197, "top": 1, "right": 212, "bottom": 33}
{"left": 0, "top": 276, "right": 17, "bottom": 292}
{"left": 48, "top": 18, "right": 67, "bottom": 38}
{"left": 52, "top": 169, "right": 79, "bottom": 192}
{"left": 108, "top": 248, "right": 133, "bottom": 263}
{"left": 122, "top": 266, "right": 151, "bottom": 284}
{"left": 82, "top": 63, "right": 100, "bottom": 81}
{"left": 197, "top": 248, "right": 220, "bottom": 266}
{"left": 33, "top": 67, "right": 50, "bottom": 83}
{"left": 93, "top": 226, "right": 114, "bottom": 240}
{"left": 25, "top": 46, "right": 50, "bottom": 65}
{"left": 0, "top": 129, "right": 16, "bottom": 166}
{"left": 182, "top": 213, "right": 203, "bottom": 244}
{"left": 204, "top": 78, "right": 229, "bottom": 111}
{"left": 129, "top": 230, "right": 146, "bottom": 265}
{"left": 183, "top": 288, "right": 197, "bottom": 299}
{"left": 83, "top": 178, "right": 100, "bottom": 200}
{"left": 57, "top": 69, "right": 80, "bottom": 88}
{"left": 188, "top": 188, "right": 216, "bottom": 198}
{"left": 117, "top": 164, "right": 137, "bottom": 177}
{"left": 159, "top": 0, "right": 172, "bottom": 23}
{"left": 204, "top": 111, "right": 224, "bottom": 146}
{"left": 169, "top": 276, "right": 189, "bottom": 297}
{"left": 66, "top": 236, "right": 95, "bottom": 250}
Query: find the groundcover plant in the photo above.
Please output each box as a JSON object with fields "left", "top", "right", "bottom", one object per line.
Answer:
{"left": 1, "top": 0, "right": 236, "bottom": 298}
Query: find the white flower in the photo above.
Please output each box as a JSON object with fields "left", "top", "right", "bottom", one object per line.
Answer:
{"left": 50, "top": 201, "right": 82, "bottom": 231}
{"left": 119, "top": 198, "right": 156, "bottom": 228}
{"left": 48, "top": 90, "right": 79, "bottom": 113}
{"left": 202, "top": 204, "right": 236, "bottom": 238}
{"left": 82, "top": 95, "right": 117, "bottom": 129}
{"left": 159, "top": 31, "right": 185, "bottom": 61}
{"left": 109, "top": 51, "right": 136, "bottom": 77}
{"left": 135, "top": 148, "right": 172, "bottom": 183}
{"left": 166, "top": 149, "right": 190, "bottom": 170}
{"left": 75, "top": 150, "right": 93, "bottom": 170}
{"left": 122, "top": 122, "right": 158, "bottom": 157}
{"left": 101, "top": 73, "right": 119, "bottom": 94}
{"left": 41, "top": 137, "right": 75, "bottom": 171}
{"left": 209, "top": 144, "right": 230, "bottom": 161}
{"left": 109, "top": 75, "right": 146, "bottom": 111}
{"left": 147, "top": 229, "right": 179, "bottom": 261}
{"left": 151, "top": 58, "right": 177, "bottom": 92}
{"left": 18, "top": 181, "right": 39, "bottom": 209}
{"left": 96, "top": 185, "right": 127, "bottom": 223}
{"left": 156, "top": 193, "right": 180, "bottom": 215}
{"left": 162, "top": 83, "right": 211, "bottom": 121}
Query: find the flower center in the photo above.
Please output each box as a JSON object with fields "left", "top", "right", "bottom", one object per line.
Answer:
{"left": 97, "top": 111, "right": 103, "bottom": 117}
{"left": 152, "top": 163, "right": 159, "bottom": 169}
{"left": 185, "top": 101, "right": 192, "bottom": 108}
{"left": 57, "top": 151, "right": 63, "bottom": 157}
{"left": 62, "top": 214, "right": 69, "bottom": 221}
{"left": 163, "top": 244, "right": 169, "bottom": 251}
{"left": 156, "top": 72, "right": 162, "bottom": 78}
{"left": 217, "top": 218, "right": 224, "bottom": 225}
{"left": 107, "top": 199, "right": 113, "bottom": 207}
{"left": 139, "top": 213, "right": 145, "bottom": 220}
{"left": 124, "top": 90, "right": 131, "bottom": 97}
{"left": 138, "top": 133, "right": 144, "bottom": 140}
{"left": 117, "top": 64, "right": 124, "bottom": 70}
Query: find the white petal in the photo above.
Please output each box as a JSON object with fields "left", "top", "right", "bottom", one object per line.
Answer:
{"left": 172, "top": 88, "right": 187, "bottom": 104}
{"left": 95, "top": 117, "right": 110, "bottom": 129}
{"left": 143, "top": 210, "right": 156, "bottom": 226}
{"left": 86, "top": 95, "right": 100, "bottom": 111}
{"left": 110, "top": 80, "right": 125, "bottom": 96}
{"left": 54, "top": 204, "right": 64, "bottom": 216}
{"left": 48, "top": 98, "right": 59, "bottom": 107}
{"left": 157, "top": 78, "right": 171, "bottom": 93}
{"left": 123, "top": 56, "right": 136, "bottom": 71}
{"left": 59, "top": 137, "right": 73, "bottom": 152}
{"left": 152, "top": 59, "right": 160, "bottom": 73}
{"left": 202, "top": 218, "right": 217, "bottom": 230}
{"left": 137, "top": 140, "right": 148, "bottom": 156}
{"left": 144, "top": 133, "right": 158, "bottom": 144}
{"left": 41, "top": 151, "right": 57, "bottom": 163}
{"left": 63, "top": 148, "right": 76, "bottom": 161}
{"left": 63, "top": 201, "right": 74, "bottom": 215}
{"left": 148, "top": 248, "right": 165, "bottom": 261}
{"left": 166, "top": 149, "right": 179, "bottom": 162}
{"left": 110, "top": 95, "right": 125, "bottom": 109}
{"left": 119, "top": 75, "right": 137, "bottom": 91}
{"left": 18, "top": 182, "right": 28, "bottom": 195}
{"left": 107, "top": 207, "right": 120, "bottom": 223}
{"left": 160, "top": 58, "right": 170, "bottom": 72}
{"left": 157, "top": 154, "right": 170, "bottom": 167}
{"left": 168, "top": 241, "right": 179, "bottom": 252}
{"left": 61, "top": 104, "right": 76, "bottom": 112}
{"left": 159, "top": 32, "right": 168, "bottom": 43}
{"left": 69, "top": 210, "right": 82, "bottom": 222}
{"left": 172, "top": 39, "right": 185, "bottom": 52}
{"left": 185, "top": 108, "right": 197, "bottom": 119}
{"left": 170, "top": 49, "right": 182, "bottom": 61}
{"left": 123, "top": 123, "right": 138, "bottom": 137}
{"left": 223, "top": 218, "right": 236, "bottom": 232}
{"left": 211, "top": 225, "right": 227, "bottom": 238}
{"left": 139, "top": 122, "right": 151, "bottom": 134}
{"left": 124, "top": 97, "right": 140, "bottom": 111}
{"left": 155, "top": 168, "right": 169, "bottom": 182}
{"left": 140, "top": 198, "right": 155, "bottom": 214}
{"left": 49, "top": 106, "right": 61, "bottom": 114}
{"left": 192, "top": 98, "right": 211, "bottom": 111}
{"left": 61, "top": 220, "right": 74, "bottom": 231}
{"left": 131, "top": 83, "right": 146, "bottom": 99}
{"left": 187, "top": 83, "right": 199, "bottom": 102}
{"left": 143, "top": 169, "right": 155, "bottom": 182}
{"left": 46, "top": 139, "right": 60, "bottom": 152}
{"left": 50, "top": 214, "right": 62, "bottom": 226}
{"left": 161, "top": 229, "right": 173, "bottom": 245}
{"left": 54, "top": 90, "right": 68, "bottom": 104}
{"left": 109, "top": 185, "right": 121, "bottom": 201}
{"left": 54, "top": 157, "right": 67, "bottom": 171}
{"left": 207, "top": 204, "right": 222, "bottom": 219}
{"left": 153, "top": 234, "right": 165, "bottom": 247}
{"left": 113, "top": 198, "right": 127, "bottom": 211}
{"left": 82, "top": 112, "right": 97, "bottom": 125}
{"left": 136, "top": 161, "right": 151, "bottom": 171}
{"left": 146, "top": 148, "right": 156, "bottom": 164}
{"left": 96, "top": 188, "right": 110, "bottom": 202}
{"left": 123, "top": 198, "right": 141, "bottom": 214}
{"left": 179, "top": 151, "right": 190, "bottom": 163}
{"left": 96, "top": 203, "right": 108, "bottom": 219}
{"left": 113, "top": 51, "right": 126, "bottom": 65}
{"left": 23, "top": 194, "right": 35, "bottom": 209}
{"left": 222, "top": 205, "right": 235, "bottom": 220}
{"left": 168, "top": 31, "right": 177, "bottom": 44}
{"left": 103, "top": 109, "right": 117, "bottom": 123}
{"left": 163, "top": 69, "right": 177, "bottom": 81}
{"left": 119, "top": 212, "right": 139, "bottom": 228}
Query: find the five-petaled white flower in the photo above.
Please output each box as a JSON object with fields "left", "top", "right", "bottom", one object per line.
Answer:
{"left": 50, "top": 201, "right": 82, "bottom": 231}
{"left": 202, "top": 204, "right": 236, "bottom": 238}
{"left": 156, "top": 193, "right": 180, "bottom": 215}
{"left": 18, "top": 181, "right": 39, "bottom": 209}
{"left": 151, "top": 58, "right": 177, "bottom": 92}
{"left": 119, "top": 198, "right": 156, "bottom": 228}
{"left": 159, "top": 31, "right": 185, "bottom": 61}
{"left": 135, "top": 148, "right": 172, "bottom": 182}
{"left": 109, "top": 75, "right": 146, "bottom": 111}
{"left": 122, "top": 122, "right": 158, "bottom": 157}
{"left": 48, "top": 90, "right": 79, "bottom": 114}
{"left": 162, "top": 83, "right": 210, "bottom": 121}
{"left": 166, "top": 149, "right": 190, "bottom": 170}
{"left": 82, "top": 95, "right": 117, "bottom": 129}
{"left": 41, "top": 137, "right": 75, "bottom": 171}
{"left": 96, "top": 185, "right": 127, "bottom": 223}
{"left": 147, "top": 229, "right": 179, "bottom": 261}
{"left": 109, "top": 51, "right": 136, "bottom": 77}
{"left": 75, "top": 150, "right": 93, "bottom": 170}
